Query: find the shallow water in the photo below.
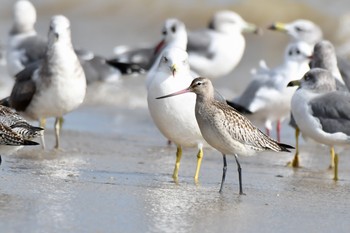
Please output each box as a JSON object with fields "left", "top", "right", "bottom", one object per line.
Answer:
{"left": 0, "top": 0, "right": 350, "bottom": 233}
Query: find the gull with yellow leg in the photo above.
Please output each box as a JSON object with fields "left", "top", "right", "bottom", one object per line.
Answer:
{"left": 288, "top": 68, "right": 350, "bottom": 180}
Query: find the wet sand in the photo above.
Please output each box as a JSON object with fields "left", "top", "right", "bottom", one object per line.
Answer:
{"left": 0, "top": 75, "right": 350, "bottom": 233}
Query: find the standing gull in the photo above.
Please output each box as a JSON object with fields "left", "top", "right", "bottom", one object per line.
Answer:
{"left": 6, "top": 0, "right": 142, "bottom": 83}
{"left": 157, "top": 77, "right": 293, "bottom": 194}
{"left": 2, "top": 15, "right": 86, "bottom": 149}
{"left": 289, "top": 40, "right": 348, "bottom": 168}
{"left": 0, "top": 105, "right": 43, "bottom": 164}
{"left": 147, "top": 47, "right": 205, "bottom": 182}
{"left": 288, "top": 68, "right": 350, "bottom": 180}
{"left": 227, "top": 41, "right": 311, "bottom": 142}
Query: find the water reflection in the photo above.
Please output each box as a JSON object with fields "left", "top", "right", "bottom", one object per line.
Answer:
{"left": 145, "top": 181, "right": 242, "bottom": 233}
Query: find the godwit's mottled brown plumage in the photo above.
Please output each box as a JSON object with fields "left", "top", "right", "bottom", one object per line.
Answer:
{"left": 157, "top": 77, "right": 293, "bottom": 194}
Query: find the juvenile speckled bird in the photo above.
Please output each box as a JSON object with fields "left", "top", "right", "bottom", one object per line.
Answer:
{"left": 157, "top": 77, "right": 293, "bottom": 194}
{"left": 0, "top": 105, "right": 43, "bottom": 164}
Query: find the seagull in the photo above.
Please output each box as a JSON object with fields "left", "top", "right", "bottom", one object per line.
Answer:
{"left": 157, "top": 77, "right": 293, "bottom": 194}
{"left": 147, "top": 47, "right": 205, "bottom": 182}
{"left": 269, "top": 20, "right": 350, "bottom": 167}
{"left": 6, "top": 0, "right": 142, "bottom": 83}
{"left": 289, "top": 40, "right": 348, "bottom": 168}
{"left": 268, "top": 19, "right": 323, "bottom": 46}
{"left": 288, "top": 68, "right": 350, "bottom": 180}
{"left": 113, "top": 11, "right": 259, "bottom": 78}
{"left": 268, "top": 19, "right": 350, "bottom": 87}
{"left": 145, "top": 18, "right": 188, "bottom": 89}
{"left": 6, "top": 0, "right": 45, "bottom": 76}
{"left": 0, "top": 105, "right": 43, "bottom": 164}
{"left": 2, "top": 15, "right": 86, "bottom": 150}
{"left": 227, "top": 41, "right": 312, "bottom": 142}
{"left": 187, "top": 10, "right": 259, "bottom": 78}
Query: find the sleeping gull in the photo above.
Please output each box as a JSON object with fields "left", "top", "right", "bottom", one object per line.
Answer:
{"left": 157, "top": 77, "right": 293, "bottom": 194}
{"left": 0, "top": 105, "right": 43, "bottom": 164}
{"left": 147, "top": 47, "right": 205, "bottom": 182}
{"left": 288, "top": 68, "right": 350, "bottom": 180}
{"left": 227, "top": 41, "right": 312, "bottom": 142}
{"left": 2, "top": 15, "right": 86, "bottom": 149}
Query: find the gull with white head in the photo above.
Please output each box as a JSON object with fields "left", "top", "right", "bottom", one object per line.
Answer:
{"left": 187, "top": 10, "right": 259, "bottom": 78}
{"left": 227, "top": 41, "right": 312, "bottom": 142}
{"left": 2, "top": 15, "right": 86, "bottom": 149}
{"left": 147, "top": 47, "right": 205, "bottom": 182}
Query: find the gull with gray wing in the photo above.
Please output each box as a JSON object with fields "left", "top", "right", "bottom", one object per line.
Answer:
{"left": 227, "top": 41, "right": 311, "bottom": 142}
{"left": 288, "top": 68, "right": 350, "bottom": 180}
{"left": 2, "top": 15, "right": 86, "bottom": 150}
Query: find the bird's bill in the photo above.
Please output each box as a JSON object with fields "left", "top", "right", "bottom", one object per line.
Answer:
{"left": 156, "top": 87, "right": 191, "bottom": 99}
{"left": 287, "top": 80, "right": 301, "bottom": 87}
{"left": 267, "top": 22, "right": 287, "bottom": 32}
{"left": 243, "top": 23, "right": 261, "bottom": 34}
{"left": 154, "top": 39, "right": 165, "bottom": 55}
{"left": 171, "top": 64, "right": 177, "bottom": 77}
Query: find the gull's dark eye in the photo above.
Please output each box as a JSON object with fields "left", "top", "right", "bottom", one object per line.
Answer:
{"left": 163, "top": 56, "right": 168, "bottom": 63}
{"left": 304, "top": 74, "right": 311, "bottom": 81}
{"left": 288, "top": 50, "right": 293, "bottom": 56}
{"left": 295, "top": 26, "right": 303, "bottom": 32}
{"left": 49, "top": 25, "right": 54, "bottom": 31}
{"left": 162, "top": 30, "right": 167, "bottom": 36}
{"left": 171, "top": 25, "right": 177, "bottom": 33}
{"left": 296, "top": 49, "right": 300, "bottom": 54}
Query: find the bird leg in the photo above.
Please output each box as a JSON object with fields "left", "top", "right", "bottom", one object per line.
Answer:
{"left": 333, "top": 153, "right": 339, "bottom": 181}
{"left": 194, "top": 146, "right": 203, "bottom": 184}
{"left": 0, "top": 155, "right": 2, "bottom": 165}
{"left": 265, "top": 128, "right": 270, "bottom": 136}
{"left": 54, "top": 117, "right": 63, "bottom": 149}
{"left": 287, "top": 128, "right": 300, "bottom": 167}
{"left": 172, "top": 146, "right": 182, "bottom": 182}
{"left": 329, "top": 146, "right": 335, "bottom": 169}
{"left": 276, "top": 120, "right": 281, "bottom": 142}
{"left": 234, "top": 154, "right": 245, "bottom": 195}
{"left": 39, "top": 118, "right": 46, "bottom": 150}
{"left": 219, "top": 154, "right": 227, "bottom": 193}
